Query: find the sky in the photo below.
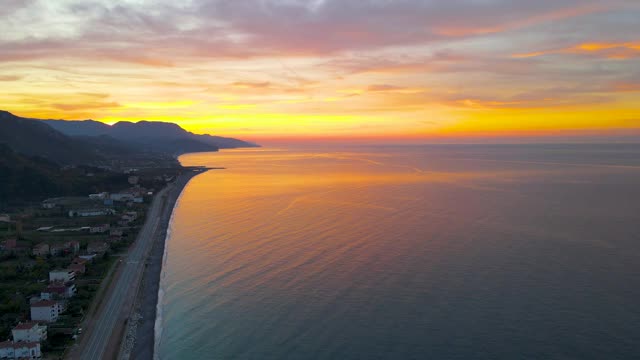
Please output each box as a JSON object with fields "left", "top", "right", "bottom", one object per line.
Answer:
{"left": 0, "top": 0, "right": 639, "bottom": 142}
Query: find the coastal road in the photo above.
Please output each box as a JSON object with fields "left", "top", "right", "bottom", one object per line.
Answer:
{"left": 68, "top": 180, "right": 177, "bottom": 360}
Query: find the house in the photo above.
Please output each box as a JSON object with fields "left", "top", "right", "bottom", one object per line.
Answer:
{"left": 1, "top": 238, "right": 28, "bottom": 254}
{"left": 128, "top": 176, "right": 139, "bottom": 185}
{"left": 0, "top": 341, "right": 42, "bottom": 359}
{"left": 86, "top": 241, "right": 109, "bottom": 255}
{"left": 72, "top": 257, "right": 89, "bottom": 265}
{"left": 41, "top": 201, "right": 56, "bottom": 209}
{"left": 68, "top": 263, "right": 86, "bottom": 275}
{"left": 110, "top": 193, "right": 135, "bottom": 202}
{"left": 133, "top": 197, "right": 144, "bottom": 203}
{"left": 49, "top": 270, "right": 75, "bottom": 283}
{"left": 88, "top": 192, "right": 109, "bottom": 200}
{"left": 32, "top": 243, "right": 50, "bottom": 257}
{"left": 68, "top": 208, "right": 115, "bottom": 217}
{"left": 107, "top": 234, "right": 122, "bottom": 244}
{"left": 49, "top": 244, "right": 66, "bottom": 257}
{"left": 90, "top": 224, "right": 110, "bottom": 234}
{"left": 30, "top": 300, "right": 66, "bottom": 323}
{"left": 65, "top": 241, "right": 80, "bottom": 255}
{"left": 0, "top": 214, "right": 10, "bottom": 223}
{"left": 3, "top": 238, "right": 17, "bottom": 250}
{"left": 41, "top": 282, "right": 76, "bottom": 300}
{"left": 110, "top": 228, "right": 124, "bottom": 237}
{"left": 78, "top": 254, "right": 97, "bottom": 262}
{"left": 12, "top": 322, "right": 47, "bottom": 342}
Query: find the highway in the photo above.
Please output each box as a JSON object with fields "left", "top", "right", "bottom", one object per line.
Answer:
{"left": 68, "top": 179, "right": 177, "bottom": 360}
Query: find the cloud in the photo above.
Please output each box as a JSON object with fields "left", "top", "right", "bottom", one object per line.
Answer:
{"left": 513, "top": 41, "right": 640, "bottom": 59}
{"left": 51, "top": 101, "right": 121, "bottom": 112}
{"left": 0, "top": 75, "right": 22, "bottom": 81}
{"left": 0, "top": 0, "right": 625, "bottom": 65}
{"left": 231, "top": 81, "right": 272, "bottom": 88}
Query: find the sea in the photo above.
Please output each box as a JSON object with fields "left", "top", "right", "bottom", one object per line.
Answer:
{"left": 155, "top": 144, "right": 640, "bottom": 359}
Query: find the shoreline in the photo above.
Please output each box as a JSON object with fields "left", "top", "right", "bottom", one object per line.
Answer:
{"left": 120, "top": 167, "right": 209, "bottom": 360}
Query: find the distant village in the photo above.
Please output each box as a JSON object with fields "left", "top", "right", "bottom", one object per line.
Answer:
{"left": 0, "top": 171, "right": 178, "bottom": 359}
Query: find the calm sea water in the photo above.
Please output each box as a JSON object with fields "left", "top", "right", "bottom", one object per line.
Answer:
{"left": 156, "top": 144, "right": 640, "bottom": 359}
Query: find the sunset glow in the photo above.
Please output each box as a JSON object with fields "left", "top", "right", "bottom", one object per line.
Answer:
{"left": 1, "top": 0, "right": 639, "bottom": 141}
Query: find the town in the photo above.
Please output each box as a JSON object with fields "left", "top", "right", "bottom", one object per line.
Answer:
{"left": 0, "top": 170, "right": 181, "bottom": 359}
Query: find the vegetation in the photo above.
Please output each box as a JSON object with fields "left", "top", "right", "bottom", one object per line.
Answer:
{"left": 0, "top": 144, "right": 130, "bottom": 208}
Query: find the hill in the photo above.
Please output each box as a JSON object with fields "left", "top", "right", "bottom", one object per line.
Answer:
{"left": 0, "top": 144, "right": 129, "bottom": 206}
{"left": 0, "top": 110, "right": 100, "bottom": 164}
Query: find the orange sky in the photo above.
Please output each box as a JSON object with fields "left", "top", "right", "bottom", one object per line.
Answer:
{"left": 1, "top": 0, "right": 639, "bottom": 142}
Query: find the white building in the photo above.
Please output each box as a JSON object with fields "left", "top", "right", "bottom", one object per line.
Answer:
{"left": 68, "top": 208, "right": 115, "bottom": 217}
{"left": 49, "top": 270, "right": 75, "bottom": 283}
{"left": 90, "top": 224, "right": 110, "bottom": 234}
{"left": 88, "top": 192, "right": 109, "bottom": 200}
{"left": 12, "top": 322, "right": 47, "bottom": 342}
{"left": 30, "top": 300, "right": 66, "bottom": 323}
{"left": 41, "top": 282, "right": 76, "bottom": 300}
{"left": 0, "top": 341, "right": 42, "bottom": 359}
{"left": 110, "top": 193, "right": 135, "bottom": 202}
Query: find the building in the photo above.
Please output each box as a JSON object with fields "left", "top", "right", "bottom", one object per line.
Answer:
{"left": 12, "top": 322, "right": 47, "bottom": 342}
{"left": 88, "top": 192, "right": 109, "bottom": 200}
{"left": 90, "top": 224, "right": 110, "bottom": 234}
{"left": 49, "top": 270, "right": 75, "bottom": 283}
{"left": 49, "top": 244, "right": 66, "bottom": 257}
{"left": 128, "top": 176, "right": 139, "bottom": 185}
{"left": 68, "top": 208, "right": 115, "bottom": 217}
{"left": 65, "top": 240, "right": 80, "bottom": 255}
{"left": 3, "top": 238, "right": 17, "bottom": 250}
{"left": 123, "top": 211, "right": 138, "bottom": 221}
{"left": 86, "top": 241, "right": 109, "bottom": 255}
{"left": 110, "top": 228, "right": 124, "bottom": 237}
{"left": 68, "top": 263, "right": 86, "bottom": 275}
{"left": 41, "top": 282, "right": 76, "bottom": 300}
{"left": 0, "top": 214, "right": 10, "bottom": 223}
{"left": 110, "top": 193, "right": 135, "bottom": 202}
{"left": 0, "top": 341, "right": 42, "bottom": 359}
{"left": 1, "top": 238, "right": 28, "bottom": 254}
{"left": 41, "top": 201, "right": 56, "bottom": 209}
{"left": 31, "top": 243, "right": 49, "bottom": 257}
{"left": 78, "top": 254, "right": 97, "bottom": 262}
{"left": 30, "top": 300, "right": 66, "bottom": 323}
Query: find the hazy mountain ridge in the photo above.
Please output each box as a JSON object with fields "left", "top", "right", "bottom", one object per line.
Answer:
{"left": 0, "top": 110, "right": 102, "bottom": 164}
{"left": 41, "top": 118, "right": 259, "bottom": 149}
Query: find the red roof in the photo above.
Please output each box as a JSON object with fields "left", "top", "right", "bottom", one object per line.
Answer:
{"left": 0, "top": 341, "right": 39, "bottom": 349}
{"left": 73, "top": 257, "right": 88, "bottom": 264}
{"left": 69, "top": 263, "right": 86, "bottom": 272}
{"left": 31, "top": 300, "right": 57, "bottom": 307}
{"left": 13, "top": 322, "right": 39, "bottom": 330}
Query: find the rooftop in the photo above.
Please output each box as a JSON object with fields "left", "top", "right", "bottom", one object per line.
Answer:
{"left": 13, "top": 322, "right": 41, "bottom": 330}
{"left": 31, "top": 300, "right": 57, "bottom": 307}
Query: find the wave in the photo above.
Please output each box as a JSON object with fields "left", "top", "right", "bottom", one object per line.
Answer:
{"left": 153, "top": 187, "right": 186, "bottom": 360}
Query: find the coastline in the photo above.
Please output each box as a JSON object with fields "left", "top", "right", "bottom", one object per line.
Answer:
{"left": 120, "top": 167, "right": 208, "bottom": 360}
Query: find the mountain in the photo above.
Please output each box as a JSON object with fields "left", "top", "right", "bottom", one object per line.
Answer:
{"left": 42, "top": 118, "right": 259, "bottom": 149}
{"left": 0, "top": 110, "right": 102, "bottom": 164}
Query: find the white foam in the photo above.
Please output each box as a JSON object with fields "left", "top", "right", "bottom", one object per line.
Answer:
{"left": 153, "top": 182, "right": 189, "bottom": 360}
